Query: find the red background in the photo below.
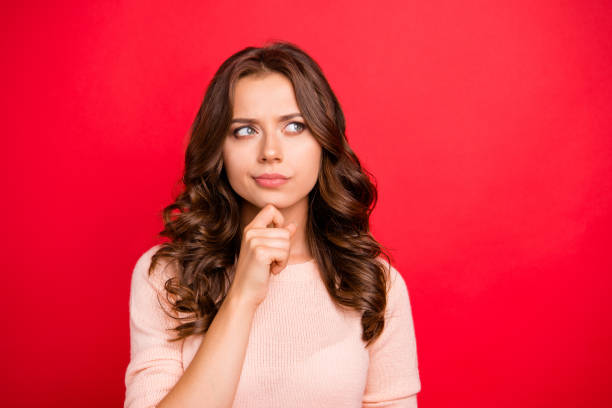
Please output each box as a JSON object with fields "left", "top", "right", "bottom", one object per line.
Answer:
{"left": 3, "top": 1, "right": 611, "bottom": 407}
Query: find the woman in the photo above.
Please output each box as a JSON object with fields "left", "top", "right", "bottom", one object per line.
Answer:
{"left": 124, "top": 41, "right": 421, "bottom": 408}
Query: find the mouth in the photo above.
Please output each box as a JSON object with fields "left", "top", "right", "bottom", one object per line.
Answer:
{"left": 253, "top": 176, "right": 289, "bottom": 188}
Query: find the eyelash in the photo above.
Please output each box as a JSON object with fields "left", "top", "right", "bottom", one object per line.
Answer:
{"left": 232, "top": 121, "right": 306, "bottom": 138}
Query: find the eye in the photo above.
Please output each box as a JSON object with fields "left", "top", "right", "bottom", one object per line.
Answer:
{"left": 233, "top": 126, "right": 256, "bottom": 138}
{"left": 286, "top": 121, "right": 305, "bottom": 134}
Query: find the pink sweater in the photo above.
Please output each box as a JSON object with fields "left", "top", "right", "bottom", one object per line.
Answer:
{"left": 124, "top": 245, "right": 421, "bottom": 407}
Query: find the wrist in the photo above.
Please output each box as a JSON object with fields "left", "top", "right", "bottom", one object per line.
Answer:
{"left": 225, "top": 288, "right": 258, "bottom": 313}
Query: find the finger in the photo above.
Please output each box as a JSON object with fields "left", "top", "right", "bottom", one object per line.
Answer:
{"left": 251, "top": 237, "right": 290, "bottom": 250}
{"left": 249, "top": 203, "right": 284, "bottom": 230}
{"left": 247, "top": 227, "right": 292, "bottom": 239}
{"left": 286, "top": 222, "right": 297, "bottom": 238}
{"left": 255, "top": 222, "right": 296, "bottom": 238}
{"left": 264, "top": 247, "right": 290, "bottom": 274}
{"left": 271, "top": 224, "right": 295, "bottom": 273}
{"left": 270, "top": 256, "right": 289, "bottom": 274}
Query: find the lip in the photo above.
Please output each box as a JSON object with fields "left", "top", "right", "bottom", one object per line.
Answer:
{"left": 253, "top": 173, "right": 289, "bottom": 188}
{"left": 254, "top": 173, "right": 288, "bottom": 179}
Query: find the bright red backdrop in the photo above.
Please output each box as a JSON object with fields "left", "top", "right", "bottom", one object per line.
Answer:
{"left": 2, "top": 1, "right": 611, "bottom": 407}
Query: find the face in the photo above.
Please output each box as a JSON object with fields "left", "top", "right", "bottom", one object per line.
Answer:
{"left": 222, "top": 72, "right": 322, "bottom": 211}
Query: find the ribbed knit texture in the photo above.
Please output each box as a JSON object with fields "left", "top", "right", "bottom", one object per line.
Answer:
{"left": 124, "top": 245, "right": 421, "bottom": 407}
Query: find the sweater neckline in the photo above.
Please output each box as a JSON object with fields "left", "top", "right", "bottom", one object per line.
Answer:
{"left": 270, "top": 259, "right": 318, "bottom": 282}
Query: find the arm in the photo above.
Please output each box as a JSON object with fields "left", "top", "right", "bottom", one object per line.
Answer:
{"left": 124, "top": 246, "right": 184, "bottom": 408}
{"left": 362, "top": 261, "right": 422, "bottom": 407}
{"left": 124, "top": 246, "right": 257, "bottom": 408}
{"left": 157, "top": 285, "right": 256, "bottom": 408}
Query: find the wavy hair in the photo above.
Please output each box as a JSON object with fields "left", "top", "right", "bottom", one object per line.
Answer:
{"left": 149, "top": 40, "right": 395, "bottom": 348}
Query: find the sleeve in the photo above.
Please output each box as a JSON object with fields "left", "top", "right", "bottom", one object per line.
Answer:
{"left": 362, "top": 261, "right": 422, "bottom": 408}
{"left": 124, "top": 245, "right": 185, "bottom": 408}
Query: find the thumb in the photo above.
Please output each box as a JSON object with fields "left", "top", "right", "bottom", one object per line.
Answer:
{"left": 287, "top": 222, "right": 297, "bottom": 237}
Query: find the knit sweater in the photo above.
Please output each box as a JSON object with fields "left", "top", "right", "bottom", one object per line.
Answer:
{"left": 124, "top": 244, "right": 421, "bottom": 407}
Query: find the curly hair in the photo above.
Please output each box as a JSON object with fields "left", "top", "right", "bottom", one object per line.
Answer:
{"left": 149, "top": 40, "right": 396, "bottom": 348}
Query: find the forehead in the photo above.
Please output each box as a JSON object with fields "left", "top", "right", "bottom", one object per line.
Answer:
{"left": 232, "top": 72, "right": 300, "bottom": 117}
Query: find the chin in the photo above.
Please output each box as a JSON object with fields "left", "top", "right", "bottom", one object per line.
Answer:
{"left": 248, "top": 196, "right": 300, "bottom": 210}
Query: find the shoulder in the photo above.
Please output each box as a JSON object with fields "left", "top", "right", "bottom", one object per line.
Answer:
{"left": 129, "top": 244, "right": 184, "bottom": 318}
{"left": 375, "top": 256, "right": 405, "bottom": 291}
{"left": 131, "top": 244, "right": 177, "bottom": 293}
{"left": 134, "top": 243, "right": 165, "bottom": 266}
{"left": 375, "top": 256, "right": 411, "bottom": 319}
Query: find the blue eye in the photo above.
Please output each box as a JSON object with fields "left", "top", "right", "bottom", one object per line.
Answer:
{"left": 286, "top": 122, "right": 305, "bottom": 133}
{"left": 232, "top": 122, "right": 305, "bottom": 138}
{"left": 233, "top": 126, "right": 256, "bottom": 137}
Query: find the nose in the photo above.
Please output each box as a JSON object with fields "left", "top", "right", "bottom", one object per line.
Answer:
{"left": 258, "top": 128, "right": 282, "bottom": 163}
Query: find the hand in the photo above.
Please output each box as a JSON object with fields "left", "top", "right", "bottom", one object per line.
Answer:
{"left": 227, "top": 203, "right": 297, "bottom": 308}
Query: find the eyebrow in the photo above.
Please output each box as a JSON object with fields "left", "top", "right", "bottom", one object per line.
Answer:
{"left": 230, "top": 113, "right": 303, "bottom": 124}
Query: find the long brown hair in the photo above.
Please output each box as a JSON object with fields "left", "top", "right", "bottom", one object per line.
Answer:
{"left": 149, "top": 40, "right": 395, "bottom": 348}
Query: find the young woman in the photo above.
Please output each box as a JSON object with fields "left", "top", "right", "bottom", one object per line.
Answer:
{"left": 124, "top": 41, "right": 421, "bottom": 408}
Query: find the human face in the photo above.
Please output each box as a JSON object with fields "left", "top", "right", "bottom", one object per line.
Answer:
{"left": 222, "top": 72, "right": 322, "bottom": 210}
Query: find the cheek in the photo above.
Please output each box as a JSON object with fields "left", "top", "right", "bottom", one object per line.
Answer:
{"left": 223, "top": 159, "right": 248, "bottom": 195}
{"left": 222, "top": 145, "right": 244, "bottom": 178}
{"left": 300, "top": 144, "right": 322, "bottom": 180}
{"left": 224, "top": 159, "right": 245, "bottom": 182}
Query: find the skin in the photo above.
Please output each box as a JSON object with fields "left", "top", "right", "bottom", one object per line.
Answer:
{"left": 222, "top": 71, "right": 322, "bottom": 264}
{"left": 157, "top": 72, "right": 323, "bottom": 408}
